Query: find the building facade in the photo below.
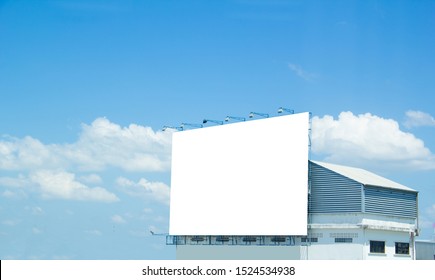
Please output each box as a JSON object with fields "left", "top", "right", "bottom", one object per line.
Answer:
{"left": 415, "top": 241, "right": 435, "bottom": 260}
{"left": 169, "top": 161, "right": 419, "bottom": 260}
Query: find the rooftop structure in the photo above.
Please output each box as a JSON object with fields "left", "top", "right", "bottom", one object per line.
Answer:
{"left": 165, "top": 111, "right": 420, "bottom": 260}
{"left": 170, "top": 160, "right": 419, "bottom": 260}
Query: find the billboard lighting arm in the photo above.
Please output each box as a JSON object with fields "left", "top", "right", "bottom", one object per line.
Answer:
{"left": 150, "top": 230, "right": 168, "bottom": 236}
{"left": 203, "top": 119, "right": 223, "bottom": 125}
{"left": 181, "top": 123, "right": 203, "bottom": 129}
{"left": 162, "top": 126, "right": 183, "bottom": 131}
{"left": 249, "top": 112, "right": 269, "bottom": 118}
{"left": 278, "top": 107, "right": 294, "bottom": 114}
{"left": 225, "top": 116, "right": 246, "bottom": 122}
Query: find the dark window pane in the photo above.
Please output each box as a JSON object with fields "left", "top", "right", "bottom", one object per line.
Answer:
{"left": 395, "top": 242, "right": 409, "bottom": 255}
{"left": 370, "top": 241, "right": 385, "bottom": 253}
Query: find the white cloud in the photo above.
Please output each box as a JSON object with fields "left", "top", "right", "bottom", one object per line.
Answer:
{"left": 138, "top": 178, "right": 170, "bottom": 205}
{"left": 79, "top": 174, "right": 103, "bottom": 184}
{"left": 0, "top": 174, "right": 28, "bottom": 188}
{"left": 30, "top": 170, "right": 119, "bottom": 202}
{"left": 404, "top": 110, "right": 435, "bottom": 128}
{"left": 25, "top": 206, "right": 44, "bottom": 215}
{"left": 32, "top": 206, "right": 44, "bottom": 215}
{"left": 2, "top": 190, "right": 16, "bottom": 198}
{"left": 32, "top": 227, "right": 43, "bottom": 234}
{"left": 0, "top": 136, "right": 55, "bottom": 170}
{"left": 138, "top": 208, "right": 155, "bottom": 221}
{"left": 111, "top": 214, "right": 126, "bottom": 224}
{"left": 0, "top": 117, "right": 172, "bottom": 173}
{"left": 116, "top": 177, "right": 170, "bottom": 205}
{"left": 63, "top": 117, "right": 172, "bottom": 172}
{"left": 2, "top": 189, "right": 27, "bottom": 199}
{"left": 116, "top": 177, "right": 134, "bottom": 188}
{"left": 288, "top": 63, "right": 317, "bottom": 81}
{"left": 0, "top": 118, "right": 173, "bottom": 202}
{"left": 2, "top": 219, "right": 20, "bottom": 226}
{"left": 311, "top": 111, "right": 435, "bottom": 169}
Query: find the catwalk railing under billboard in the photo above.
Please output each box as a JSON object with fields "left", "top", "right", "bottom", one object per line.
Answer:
{"left": 166, "top": 235, "right": 296, "bottom": 246}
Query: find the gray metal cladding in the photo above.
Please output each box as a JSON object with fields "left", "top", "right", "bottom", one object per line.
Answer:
{"left": 309, "top": 162, "right": 362, "bottom": 213}
{"left": 308, "top": 161, "right": 418, "bottom": 218}
{"left": 364, "top": 186, "right": 417, "bottom": 218}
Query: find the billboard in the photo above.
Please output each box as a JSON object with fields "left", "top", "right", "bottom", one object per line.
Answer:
{"left": 169, "top": 112, "right": 309, "bottom": 235}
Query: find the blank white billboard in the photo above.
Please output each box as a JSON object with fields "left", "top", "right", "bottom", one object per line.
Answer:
{"left": 169, "top": 112, "right": 309, "bottom": 236}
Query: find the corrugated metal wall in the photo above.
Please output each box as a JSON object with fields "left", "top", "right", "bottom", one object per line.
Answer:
{"left": 364, "top": 186, "right": 417, "bottom": 218}
{"left": 309, "top": 162, "right": 362, "bottom": 213}
{"left": 309, "top": 161, "right": 418, "bottom": 218}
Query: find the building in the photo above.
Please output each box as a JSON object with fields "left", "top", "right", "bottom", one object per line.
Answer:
{"left": 415, "top": 241, "right": 435, "bottom": 260}
{"left": 167, "top": 160, "right": 419, "bottom": 260}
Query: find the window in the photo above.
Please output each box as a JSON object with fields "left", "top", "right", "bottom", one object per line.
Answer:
{"left": 301, "top": 237, "right": 318, "bottom": 243}
{"left": 395, "top": 242, "right": 409, "bottom": 255}
{"left": 335, "top": 238, "right": 352, "bottom": 243}
{"left": 271, "top": 236, "right": 286, "bottom": 243}
{"left": 370, "top": 240, "right": 385, "bottom": 253}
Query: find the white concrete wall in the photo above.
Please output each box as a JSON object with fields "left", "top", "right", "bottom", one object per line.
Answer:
{"left": 310, "top": 213, "right": 416, "bottom": 231}
{"left": 176, "top": 245, "right": 301, "bottom": 260}
{"left": 299, "top": 228, "right": 364, "bottom": 260}
{"left": 364, "top": 229, "right": 413, "bottom": 260}
{"left": 175, "top": 229, "right": 413, "bottom": 260}
{"left": 175, "top": 213, "right": 417, "bottom": 260}
{"left": 302, "top": 243, "right": 363, "bottom": 260}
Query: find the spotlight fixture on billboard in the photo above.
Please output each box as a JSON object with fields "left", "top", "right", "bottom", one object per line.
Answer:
{"left": 278, "top": 107, "right": 294, "bottom": 114}
{"left": 248, "top": 111, "right": 269, "bottom": 118}
{"left": 162, "top": 126, "right": 183, "bottom": 131}
{"left": 180, "top": 123, "right": 203, "bottom": 130}
{"left": 224, "top": 116, "right": 246, "bottom": 122}
{"left": 203, "top": 119, "right": 223, "bottom": 125}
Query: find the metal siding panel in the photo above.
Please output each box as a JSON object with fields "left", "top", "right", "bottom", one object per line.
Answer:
{"left": 309, "top": 162, "right": 362, "bottom": 213}
{"left": 308, "top": 161, "right": 418, "bottom": 218}
{"left": 364, "top": 186, "right": 417, "bottom": 218}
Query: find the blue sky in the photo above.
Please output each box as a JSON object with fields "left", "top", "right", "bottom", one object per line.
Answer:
{"left": 1, "top": 0, "right": 435, "bottom": 259}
